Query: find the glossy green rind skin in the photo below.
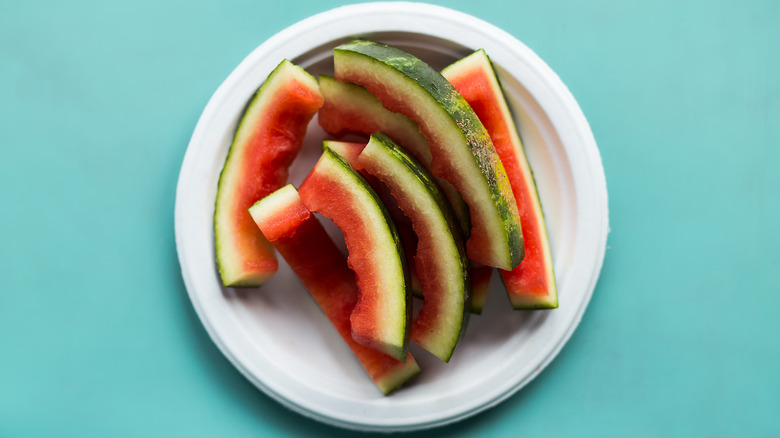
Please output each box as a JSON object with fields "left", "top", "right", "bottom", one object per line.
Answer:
{"left": 333, "top": 40, "right": 523, "bottom": 271}
{"left": 298, "top": 148, "right": 411, "bottom": 362}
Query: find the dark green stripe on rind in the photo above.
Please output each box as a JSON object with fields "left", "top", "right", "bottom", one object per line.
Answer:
{"left": 333, "top": 40, "right": 523, "bottom": 270}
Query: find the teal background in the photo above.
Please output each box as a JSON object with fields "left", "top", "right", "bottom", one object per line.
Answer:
{"left": 1, "top": 0, "right": 778, "bottom": 436}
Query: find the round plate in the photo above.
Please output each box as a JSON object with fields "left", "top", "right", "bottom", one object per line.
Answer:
{"left": 175, "top": 2, "right": 608, "bottom": 432}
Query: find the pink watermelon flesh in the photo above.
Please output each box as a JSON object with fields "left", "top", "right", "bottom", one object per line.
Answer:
{"left": 214, "top": 59, "right": 323, "bottom": 287}
{"left": 469, "top": 264, "right": 493, "bottom": 314}
{"left": 248, "top": 185, "right": 420, "bottom": 394}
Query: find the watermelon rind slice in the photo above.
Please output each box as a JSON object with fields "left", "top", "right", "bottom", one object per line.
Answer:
{"left": 298, "top": 148, "right": 411, "bottom": 362}
{"left": 443, "top": 49, "right": 557, "bottom": 309}
{"left": 214, "top": 59, "right": 322, "bottom": 287}
{"left": 333, "top": 39, "right": 524, "bottom": 271}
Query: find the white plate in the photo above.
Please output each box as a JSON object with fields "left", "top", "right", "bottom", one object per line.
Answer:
{"left": 175, "top": 2, "right": 608, "bottom": 432}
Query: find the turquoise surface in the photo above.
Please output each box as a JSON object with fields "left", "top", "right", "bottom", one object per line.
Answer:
{"left": 1, "top": 0, "right": 778, "bottom": 436}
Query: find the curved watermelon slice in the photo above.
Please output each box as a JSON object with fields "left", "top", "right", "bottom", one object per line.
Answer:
{"left": 214, "top": 59, "right": 323, "bottom": 287}
{"left": 248, "top": 185, "right": 420, "bottom": 394}
{"left": 298, "top": 148, "right": 410, "bottom": 362}
{"left": 317, "top": 75, "right": 471, "bottom": 236}
{"left": 333, "top": 40, "right": 523, "bottom": 271}
{"left": 443, "top": 50, "right": 557, "bottom": 309}
{"left": 328, "top": 134, "right": 470, "bottom": 362}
